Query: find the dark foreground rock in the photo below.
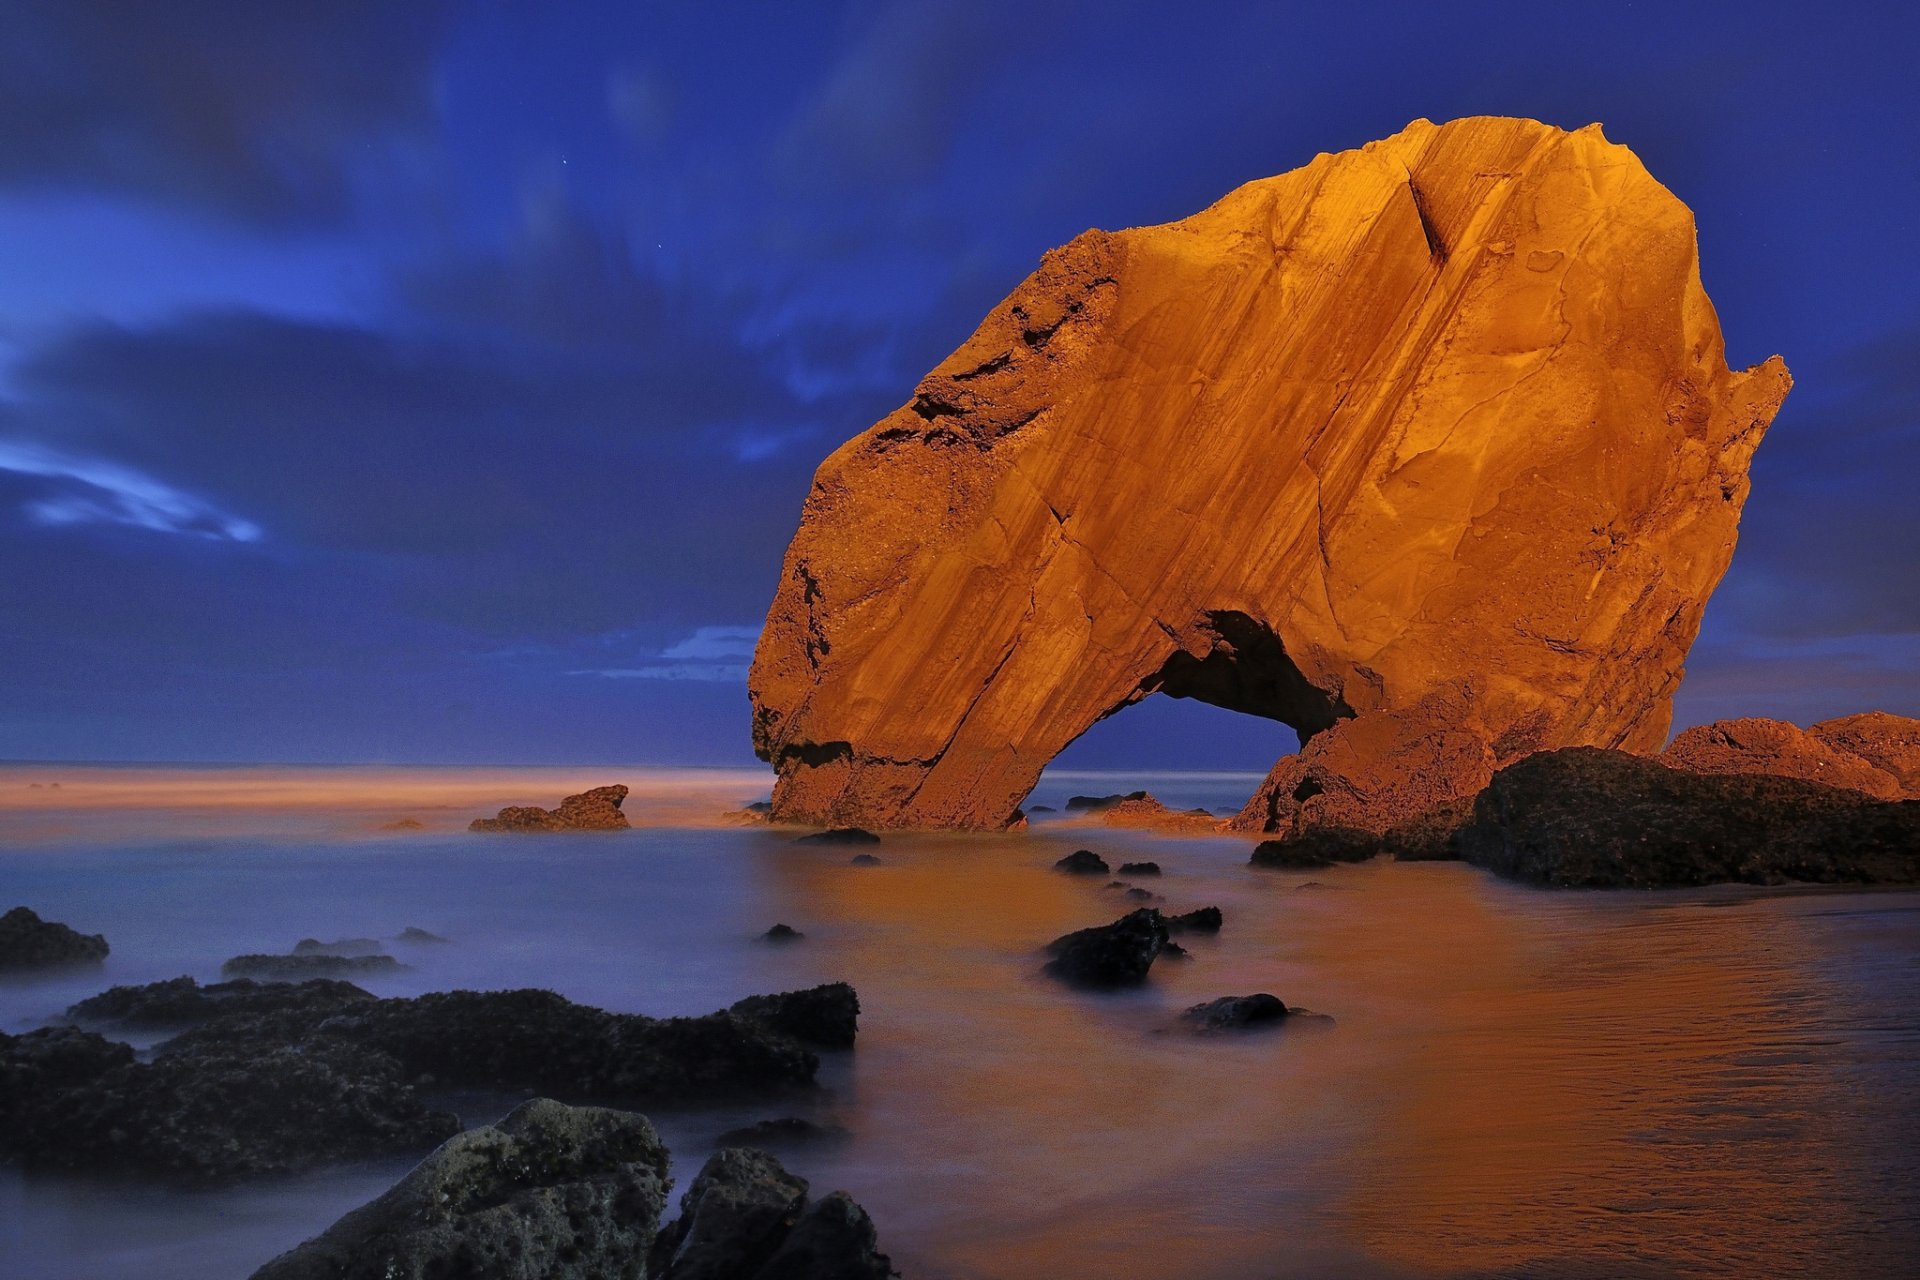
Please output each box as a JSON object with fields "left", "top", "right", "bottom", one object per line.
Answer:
{"left": 68, "top": 975, "right": 374, "bottom": 1031}
{"left": 1043, "top": 908, "right": 1168, "bottom": 988}
{"left": 1, "top": 1023, "right": 459, "bottom": 1182}
{"left": 1249, "top": 827, "right": 1380, "bottom": 869}
{"left": 1053, "top": 849, "right": 1109, "bottom": 875}
{"left": 251, "top": 1099, "right": 670, "bottom": 1280}
{"left": 12, "top": 979, "right": 858, "bottom": 1183}
{"left": 0, "top": 907, "right": 109, "bottom": 972}
{"left": 221, "top": 953, "right": 404, "bottom": 981}
{"left": 470, "top": 784, "right": 631, "bottom": 832}
{"left": 795, "top": 827, "right": 880, "bottom": 846}
{"left": 1460, "top": 747, "right": 1920, "bottom": 888}
{"left": 1178, "top": 993, "right": 1333, "bottom": 1033}
{"left": 652, "top": 1146, "right": 897, "bottom": 1280}
{"left": 1165, "top": 906, "right": 1223, "bottom": 935}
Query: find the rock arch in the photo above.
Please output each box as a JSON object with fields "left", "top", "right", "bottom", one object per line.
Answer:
{"left": 748, "top": 116, "right": 1790, "bottom": 832}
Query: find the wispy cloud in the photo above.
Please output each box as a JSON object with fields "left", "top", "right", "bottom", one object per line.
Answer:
{"left": 0, "top": 438, "right": 260, "bottom": 541}
{"left": 573, "top": 625, "right": 760, "bottom": 681}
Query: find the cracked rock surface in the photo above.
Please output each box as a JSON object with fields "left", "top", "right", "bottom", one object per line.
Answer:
{"left": 749, "top": 115, "right": 1789, "bottom": 832}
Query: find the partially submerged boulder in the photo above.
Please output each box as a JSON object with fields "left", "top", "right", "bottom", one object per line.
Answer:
{"left": 1181, "top": 994, "right": 1334, "bottom": 1034}
{"left": 0, "top": 906, "right": 108, "bottom": 972}
{"left": 653, "top": 1147, "right": 897, "bottom": 1280}
{"left": 1459, "top": 747, "right": 1920, "bottom": 887}
{"left": 470, "top": 784, "right": 631, "bottom": 832}
{"left": 1043, "top": 908, "right": 1169, "bottom": 988}
{"left": 250, "top": 1099, "right": 671, "bottom": 1280}
{"left": 1053, "top": 849, "right": 1109, "bottom": 875}
{"left": 1164, "top": 906, "right": 1223, "bottom": 935}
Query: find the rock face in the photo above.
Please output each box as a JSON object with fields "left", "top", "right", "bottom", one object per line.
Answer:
{"left": 0, "top": 906, "right": 109, "bottom": 972}
{"left": 1662, "top": 717, "right": 1905, "bottom": 799}
{"left": 251, "top": 1099, "right": 671, "bottom": 1280}
{"left": 1458, "top": 747, "right": 1920, "bottom": 887}
{"left": 470, "top": 784, "right": 631, "bottom": 832}
{"left": 749, "top": 115, "right": 1789, "bottom": 832}
{"left": 1812, "top": 712, "right": 1920, "bottom": 795}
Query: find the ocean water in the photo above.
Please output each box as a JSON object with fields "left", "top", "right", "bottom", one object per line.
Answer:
{"left": 2, "top": 764, "right": 1917, "bottom": 1279}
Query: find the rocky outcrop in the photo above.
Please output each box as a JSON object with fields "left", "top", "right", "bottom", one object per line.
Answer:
{"left": 1093, "top": 793, "right": 1221, "bottom": 833}
{"left": 1662, "top": 717, "right": 1905, "bottom": 799}
{"left": 221, "top": 952, "right": 404, "bottom": 981}
{"left": 469, "top": 784, "right": 630, "bottom": 832}
{"left": 16, "top": 979, "right": 858, "bottom": 1182}
{"left": 1458, "top": 747, "right": 1920, "bottom": 887}
{"left": 1811, "top": 712, "right": 1920, "bottom": 794}
{"left": 0, "top": 906, "right": 109, "bottom": 972}
{"left": 749, "top": 115, "right": 1789, "bottom": 832}
{"left": 250, "top": 1099, "right": 671, "bottom": 1280}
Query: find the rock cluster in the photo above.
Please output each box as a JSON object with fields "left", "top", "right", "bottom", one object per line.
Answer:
{"left": 749, "top": 115, "right": 1789, "bottom": 833}
{"left": 470, "top": 784, "right": 631, "bottom": 832}
{"left": 0, "top": 906, "right": 109, "bottom": 972}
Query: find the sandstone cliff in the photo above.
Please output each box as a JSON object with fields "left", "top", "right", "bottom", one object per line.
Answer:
{"left": 750, "top": 116, "right": 1790, "bottom": 831}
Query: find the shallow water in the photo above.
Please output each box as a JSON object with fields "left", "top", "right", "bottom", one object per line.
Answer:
{"left": 2, "top": 765, "right": 1917, "bottom": 1278}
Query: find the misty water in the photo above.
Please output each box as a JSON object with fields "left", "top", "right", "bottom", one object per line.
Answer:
{"left": 2, "top": 764, "right": 1918, "bottom": 1279}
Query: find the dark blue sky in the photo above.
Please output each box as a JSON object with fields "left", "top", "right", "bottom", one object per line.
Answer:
{"left": 0, "top": 1, "right": 1914, "bottom": 769}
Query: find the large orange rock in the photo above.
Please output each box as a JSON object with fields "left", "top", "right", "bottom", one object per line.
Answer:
{"left": 1810, "top": 712, "right": 1920, "bottom": 795}
{"left": 1661, "top": 717, "right": 1904, "bottom": 801}
{"left": 749, "top": 116, "right": 1790, "bottom": 831}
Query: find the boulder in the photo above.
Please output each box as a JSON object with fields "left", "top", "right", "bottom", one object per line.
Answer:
{"left": 0, "top": 906, "right": 109, "bottom": 972}
{"left": 1811, "top": 712, "right": 1920, "bottom": 795}
{"left": 762, "top": 924, "right": 805, "bottom": 944}
{"left": 794, "top": 827, "right": 880, "bottom": 846}
{"left": 1458, "top": 747, "right": 1920, "bottom": 887}
{"left": 1249, "top": 827, "right": 1380, "bottom": 869}
{"left": 1662, "top": 717, "right": 1903, "bottom": 799}
{"left": 469, "top": 784, "right": 630, "bottom": 832}
{"left": 221, "top": 953, "right": 404, "bottom": 981}
{"left": 1043, "top": 908, "right": 1168, "bottom": 988}
{"left": 1117, "top": 861, "right": 1161, "bottom": 876}
{"left": 652, "top": 1148, "right": 897, "bottom": 1280}
{"left": 1053, "top": 849, "right": 1109, "bottom": 875}
{"left": 250, "top": 1099, "right": 670, "bottom": 1280}
{"left": 748, "top": 116, "right": 1789, "bottom": 833}
{"left": 1180, "top": 994, "right": 1291, "bottom": 1032}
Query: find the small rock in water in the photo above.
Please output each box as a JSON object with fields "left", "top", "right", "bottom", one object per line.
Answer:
{"left": 712, "top": 1116, "right": 851, "bottom": 1149}
{"left": 1119, "top": 886, "right": 1158, "bottom": 901}
{"left": 1165, "top": 906, "right": 1223, "bottom": 934}
{"left": 1065, "top": 791, "right": 1149, "bottom": 812}
{"left": 249, "top": 1098, "right": 669, "bottom": 1280}
{"left": 729, "top": 983, "right": 860, "bottom": 1049}
{"left": 394, "top": 926, "right": 449, "bottom": 944}
{"left": 0, "top": 906, "right": 109, "bottom": 972}
{"left": 1118, "top": 860, "right": 1161, "bottom": 876}
{"left": 763, "top": 923, "right": 805, "bottom": 943}
{"left": 220, "top": 953, "right": 405, "bottom": 981}
{"left": 1029, "top": 804, "right": 1058, "bottom": 814}
{"left": 292, "top": 936, "right": 384, "bottom": 957}
{"left": 1054, "top": 849, "right": 1110, "bottom": 875}
{"left": 1249, "top": 827, "right": 1380, "bottom": 869}
{"left": 1181, "top": 993, "right": 1291, "bottom": 1032}
{"left": 796, "top": 827, "right": 881, "bottom": 845}
{"left": 1043, "top": 908, "right": 1168, "bottom": 988}
{"left": 378, "top": 817, "right": 424, "bottom": 831}
{"left": 469, "top": 784, "right": 630, "bottom": 832}
{"left": 849, "top": 852, "right": 882, "bottom": 865}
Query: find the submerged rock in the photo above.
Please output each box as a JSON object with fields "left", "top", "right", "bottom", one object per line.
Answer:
{"left": 1117, "top": 861, "right": 1161, "bottom": 876}
{"left": 1053, "top": 849, "right": 1109, "bottom": 875}
{"left": 1043, "top": 908, "right": 1168, "bottom": 988}
{"left": 794, "top": 827, "right": 880, "bottom": 846}
{"left": 1249, "top": 827, "right": 1380, "bottom": 869}
{"left": 469, "top": 784, "right": 631, "bottom": 832}
{"left": 652, "top": 1147, "right": 897, "bottom": 1280}
{"left": 750, "top": 117, "right": 1790, "bottom": 834}
{"left": 728, "top": 983, "right": 860, "bottom": 1050}
{"left": 293, "top": 936, "right": 384, "bottom": 957}
{"left": 1459, "top": 747, "right": 1920, "bottom": 887}
{"left": 221, "top": 953, "right": 404, "bottom": 981}
{"left": 762, "top": 924, "right": 805, "bottom": 943}
{"left": 1181, "top": 994, "right": 1289, "bottom": 1032}
{"left": 395, "top": 926, "right": 450, "bottom": 944}
{"left": 1164, "top": 906, "right": 1223, "bottom": 935}
{"left": 250, "top": 1098, "right": 670, "bottom": 1280}
{"left": 0, "top": 906, "right": 109, "bottom": 972}
{"left": 848, "top": 853, "right": 882, "bottom": 866}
